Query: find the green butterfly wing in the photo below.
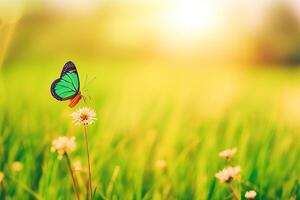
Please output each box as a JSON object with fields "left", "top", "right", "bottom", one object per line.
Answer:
{"left": 51, "top": 61, "right": 80, "bottom": 101}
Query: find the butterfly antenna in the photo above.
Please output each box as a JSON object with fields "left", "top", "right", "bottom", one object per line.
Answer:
{"left": 86, "top": 76, "right": 96, "bottom": 87}
{"left": 81, "top": 75, "right": 95, "bottom": 106}
{"left": 82, "top": 75, "right": 96, "bottom": 92}
{"left": 82, "top": 88, "right": 88, "bottom": 93}
{"left": 82, "top": 74, "right": 89, "bottom": 91}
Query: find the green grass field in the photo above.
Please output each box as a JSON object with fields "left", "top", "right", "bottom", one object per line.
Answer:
{"left": 0, "top": 61, "right": 299, "bottom": 199}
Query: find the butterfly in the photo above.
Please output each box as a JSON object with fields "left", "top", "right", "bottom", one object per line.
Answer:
{"left": 50, "top": 61, "right": 82, "bottom": 107}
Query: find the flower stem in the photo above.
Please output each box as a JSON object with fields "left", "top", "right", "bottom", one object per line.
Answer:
{"left": 227, "top": 183, "right": 240, "bottom": 200}
{"left": 65, "top": 153, "right": 80, "bottom": 200}
{"left": 106, "top": 165, "right": 120, "bottom": 197}
{"left": 84, "top": 126, "right": 93, "bottom": 200}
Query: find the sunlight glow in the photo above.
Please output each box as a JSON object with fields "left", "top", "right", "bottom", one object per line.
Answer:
{"left": 164, "top": 1, "right": 220, "bottom": 36}
{"left": 157, "top": 0, "right": 224, "bottom": 54}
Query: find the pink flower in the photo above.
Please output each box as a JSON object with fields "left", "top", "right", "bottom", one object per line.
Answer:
{"left": 218, "top": 148, "right": 237, "bottom": 160}
{"left": 215, "top": 166, "right": 240, "bottom": 182}
{"left": 245, "top": 190, "right": 257, "bottom": 199}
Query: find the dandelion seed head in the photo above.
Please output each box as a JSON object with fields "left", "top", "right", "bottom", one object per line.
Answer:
{"left": 12, "top": 161, "right": 23, "bottom": 172}
{"left": 51, "top": 136, "right": 76, "bottom": 159}
{"left": 71, "top": 107, "right": 97, "bottom": 126}
{"left": 218, "top": 148, "right": 237, "bottom": 160}
{"left": 215, "top": 166, "right": 240, "bottom": 182}
{"left": 245, "top": 190, "right": 257, "bottom": 199}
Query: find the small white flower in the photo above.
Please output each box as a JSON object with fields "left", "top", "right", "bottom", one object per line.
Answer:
{"left": 215, "top": 166, "right": 240, "bottom": 182}
{"left": 218, "top": 148, "right": 237, "bottom": 160}
{"left": 245, "top": 190, "right": 257, "bottom": 199}
{"left": 71, "top": 107, "right": 97, "bottom": 126}
{"left": 12, "top": 161, "right": 23, "bottom": 172}
{"left": 155, "top": 159, "right": 167, "bottom": 169}
{"left": 0, "top": 172, "right": 4, "bottom": 183}
{"left": 51, "top": 136, "right": 76, "bottom": 160}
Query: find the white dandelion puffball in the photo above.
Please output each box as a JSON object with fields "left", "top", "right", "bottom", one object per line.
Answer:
{"left": 51, "top": 136, "right": 76, "bottom": 160}
{"left": 71, "top": 107, "right": 97, "bottom": 126}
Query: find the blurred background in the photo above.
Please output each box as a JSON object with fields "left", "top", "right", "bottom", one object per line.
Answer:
{"left": 0, "top": 1, "right": 300, "bottom": 199}
{"left": 2, "top": 0, "right": 300, "bottom": 123}
{"left": 2, "top": 0, "right": 300, "bottom": 67}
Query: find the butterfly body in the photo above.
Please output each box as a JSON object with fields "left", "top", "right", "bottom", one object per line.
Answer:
{"left": 69, "top": 92, "right": 82, "bottom": 107}
{"left": 51, "top": 61, "right": 81, "bottom": 107}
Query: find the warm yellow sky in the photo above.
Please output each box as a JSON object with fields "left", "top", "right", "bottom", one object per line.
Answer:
{"left": 1, "top": 0, "right": 300, "bottom": 65}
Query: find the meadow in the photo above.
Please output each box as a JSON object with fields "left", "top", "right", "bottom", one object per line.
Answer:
{"left": 0, "top": 61, "right": 299, "bottom": 199}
